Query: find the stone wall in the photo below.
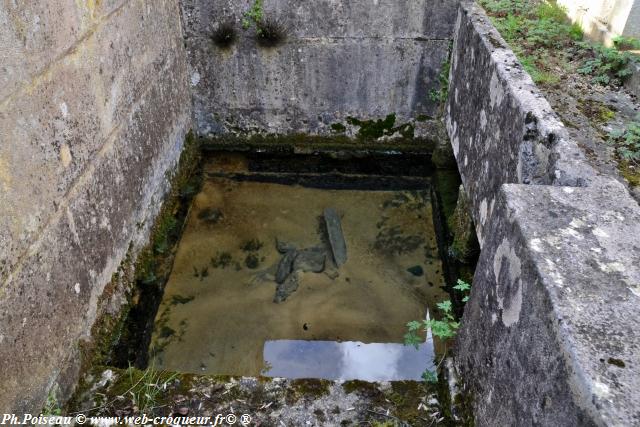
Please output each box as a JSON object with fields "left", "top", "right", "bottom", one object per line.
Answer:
{"left": 180, "top": 0, "right": 458, "bottom": 136}
{"left": 0, "top": 0, "right": 191, "bottom": 412}
{"left": 447, "top": 3, "right": 640, "bottom": 425}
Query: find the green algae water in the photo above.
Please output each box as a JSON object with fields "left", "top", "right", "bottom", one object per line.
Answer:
{"left": 148, "top": 154, "right": 448, "bottom": 379}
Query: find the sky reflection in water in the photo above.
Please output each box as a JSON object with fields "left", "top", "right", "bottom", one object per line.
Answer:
{"left": 263, "top": 336, "right": 435, "bottom": 381}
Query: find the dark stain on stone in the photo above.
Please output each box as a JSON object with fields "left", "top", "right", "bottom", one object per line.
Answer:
{"left": 607, "top": 357, "right": 626, "bottom": 368}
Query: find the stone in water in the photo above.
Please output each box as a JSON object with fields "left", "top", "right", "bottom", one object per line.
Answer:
{"left": 323, "top": 208, "right": 347, "bottom": 267}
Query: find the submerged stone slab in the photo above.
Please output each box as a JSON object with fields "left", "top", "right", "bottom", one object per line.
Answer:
{"left": 275, "top": 250, "right": 297, "bottom": 284}
{"left": 456, "top": 181, "right": 640, "bottom": 426}
{"left": 274, "top": 271, "right": 300, "bottom": 303}
{"left": 324, "top": 208, "right": 347, "bottom": 267}
{"left": 292, "top": 247, "right": 327, "bottom": 273}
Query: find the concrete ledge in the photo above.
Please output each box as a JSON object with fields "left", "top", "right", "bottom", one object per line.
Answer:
{"left": 456, "top": 182, "right": 640, "bottom": 426}
{"left": 447, "top": 2, "right": 640, "bottom": 425}
{"left": 445, "top": 2, "right": 600, "bottom": 246}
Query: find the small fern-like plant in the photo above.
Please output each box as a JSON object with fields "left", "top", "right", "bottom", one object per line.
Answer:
{"left": 577, "top": 42, "right": 635, "bottom": 86}
{"left": 242, "top": 0, "right": 263, "bottom": 30}
{"left": 404, "top": 280, "right": 471, "bottom": 383}
{"left": 608, "top": 120, "right": 640, "bottom": 164}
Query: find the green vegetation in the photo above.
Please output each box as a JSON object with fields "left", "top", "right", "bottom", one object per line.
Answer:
{"left": 576, "top": 98, "right": 616, "bottom": 125}
{"left": 613, "top": 35, "right": 640, "bottom": 51}
{"left": 346, "top": 114, "right": 414, "bottom": 140}
{"left": 576, "top": 43, "right": 635, "bottom": 86}
{"left": 41, "top": 388, "right": 62, "bottom": 416}
{"left": 242, "top": 0, "right": 286, "bottom": 46}
{"left": 479, "top": 0, "right": 639, "bottom": 87}
{"left": 342, "top": 379, "right": 380, "bottom": 395}
{"left": 480, "top": 1, "right": 640, "bottom": 189}
{"left": 609, "top": 118, "right": 640, "bottom": 163}
{"left": 255, "top": 18, "right": 287, "bottom": 47}
{"left": 453, "top": 279, "right": 471, "bottom": 302}
{"left": 285, "top": 379, "right": 331, "bottom": 405}
{"left": 404, "top": 280, "right": 471, "bottom": 383}
{"left": 81, "top": 366, "right": 180, "bottom": 415}
{"left": 124, "top": 367, "right": 179, "bottom": 412}
{"left": 153, "top": 216, "right": 178, "bottom": 255}
{"left": 242, "top": 0, "right": 263, "bottom": 30}
{"left": 479, "top": 0, "right": 582, "bottom": 85}
{"left": 429, "top": 45, "right": 452, "bottom": 111}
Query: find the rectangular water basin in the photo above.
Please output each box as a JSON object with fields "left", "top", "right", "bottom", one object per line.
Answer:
{"left": 148, "top": 152, "right": 448, "bottom": 380}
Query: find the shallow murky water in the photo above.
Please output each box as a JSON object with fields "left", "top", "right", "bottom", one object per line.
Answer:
{"left": 149, "top": 156, "right": 447, "bottom": 379}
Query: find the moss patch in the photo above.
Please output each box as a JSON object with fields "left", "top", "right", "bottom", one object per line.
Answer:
{"left": 382, "top": 381, "right": 429, "bottom": 425}
{"left": 285, "top": 379, "right": 331, "bottom": 404}
{"left": 449, "top": 187, "right": 479, "bottom": 264}
{"left": 621, "top": 161, "right": 640, "bottom": 187}
{"left": 330, "top": 123, "right": 347, "bottom": 133}
{"left": 342, "top": 380, "right": 381, "bottom": 396}
{"left": 576, "top": 98, "right": 616, "bottom": 126}
{"left": 345, "top": 114, "right": 416, "bottom": 140}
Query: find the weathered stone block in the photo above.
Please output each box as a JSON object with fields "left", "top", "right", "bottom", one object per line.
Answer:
{"left": 0, "top": 0, "right": 191, "bottom": 413}
{"left": 446, "top": 2, "right": 598, "bottom": 246}
{"left": 456, "top": 181, "right": 640, "bottom": 426}
{"left": 448, "top": 3, "right": 640, "bottom": 424}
